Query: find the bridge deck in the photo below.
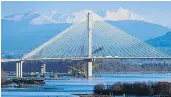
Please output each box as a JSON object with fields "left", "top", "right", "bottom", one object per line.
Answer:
{"left": 2, "top": 57, "right": 171, "bottom": 62}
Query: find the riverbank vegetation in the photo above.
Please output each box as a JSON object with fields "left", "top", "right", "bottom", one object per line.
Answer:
{"left": 94, "top": 82, "right": 171, "bottom": 96}
{"left": 1, "top": 69, "right": 7, "bottom": 85}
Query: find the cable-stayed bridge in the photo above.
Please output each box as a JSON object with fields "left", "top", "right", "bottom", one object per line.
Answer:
{"left": 2, "top": 13, "right": 171, "bottom": 78}
{"left": 22, "top": 21, "right": 169, "bottom": 59}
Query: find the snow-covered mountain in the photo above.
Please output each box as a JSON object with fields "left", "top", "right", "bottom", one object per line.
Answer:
{"left": 97, "top": 7, "right": 145, "bottom": 21}
{"left": 48, "top": 10, "right": 104, "bottom": 23}
{"left": 48, "top": 11, "right": 70, "bottom": 23}
{"left": 2, "top": 13, "right": 24, "bottom": 21}
{"left": 69, "top": 10, "right": 104, "bottom": 23}
{"left": 47, "top": 7, "right": 146, "bottom": 23}
{"left": 3, "top": 11, "right": 57, "bottom": 24}
{"left": 48, "top": 8, "right": 145, "bottom": 23}
{"left": 2, "top": 8, "right": 148, "bottom": 24}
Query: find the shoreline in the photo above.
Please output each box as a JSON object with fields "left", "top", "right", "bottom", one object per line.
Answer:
{"left": 94, "top": 71, "right": 171, "bottom": 74}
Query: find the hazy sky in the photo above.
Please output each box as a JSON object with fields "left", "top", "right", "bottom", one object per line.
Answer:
{"left": 1, "top": 1, "right": 171, "bottom": 28}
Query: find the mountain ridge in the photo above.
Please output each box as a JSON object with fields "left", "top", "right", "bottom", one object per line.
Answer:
{"left": 97, "top": 7, "right": 145, "bottom": 21}
{"left": 1, "top": 7, "right": 152, "bottom": 25}
{"left": 2, "top": 7, "right": 170, "bottom": 29}
{"left": 3, "top": 11, "right": 57, "bottom": 24}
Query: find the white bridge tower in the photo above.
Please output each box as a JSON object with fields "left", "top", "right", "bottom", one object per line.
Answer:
{"left": 87, "top": 13, "right": 93, "bottom": 79}
{"left": 16, "top": 61, "right": 23, "bottom": 78}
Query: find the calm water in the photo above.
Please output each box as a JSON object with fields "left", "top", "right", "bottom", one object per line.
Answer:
{"left": 2, "top": 74, "right": 171, "bottom": 97}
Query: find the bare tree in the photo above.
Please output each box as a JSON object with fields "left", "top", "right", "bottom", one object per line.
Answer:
{"left": 1, "top": 69, "right": 7, "bottom": 83}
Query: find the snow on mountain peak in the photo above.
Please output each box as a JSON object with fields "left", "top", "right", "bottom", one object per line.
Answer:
{"left": 47, "top": 10, "right": 104, "bottom": 23}
{"left": 2, "top": 11, "right": 40, "bottom": 22}
{"left": 21, "top": 11, "right": 57, "bottom": 24}
{"left": 22, "top": 11, "right": 40, "bottom": 20}
{"left": 2, "top": 8, "right": 147, "bottom": 24}
{"left": 69, "top": 10, "right": 104, "bottom": 23}
{"left": 30, "top": 15, "right": 57, "bottom": 24}
{"left": 117, "top": 7, "right": 129, "bottom": 13}
{"left": 2, "top": 11, "right": 57, "bottom": 24}
{"left": 24, "top": 11, "right": 39, "bottom": 15}
{"left": 2, "top": 13, "right": 24, "bottom": 21}
{"left": 48, "top": 11, "right": 69, "bottom": 23}
{"left": 97, "top": 7, "right": 146, "bottom": 21}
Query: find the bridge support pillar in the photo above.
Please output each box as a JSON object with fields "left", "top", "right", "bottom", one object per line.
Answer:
{"left": 16, "top": 61, "right": 23, "bottom": 78}
{"left": 41, "top": 63, "right": 46, "bottom": 77}
{"left": 16, "top": 62, "right": 19, "bottom": 78}
{"left": 87, "top": 61, "right": 92, "bottom": 79}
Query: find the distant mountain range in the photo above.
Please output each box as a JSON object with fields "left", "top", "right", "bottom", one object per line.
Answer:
{"left": 1, "top": 7, "right": 171, "bottom": 58}
{"left": 97, "top": 7, "right": 145, "bottom": 21}
{"left": 2, "top": 7, "right": 147, "bottom": 24}
{"left": 3, "top": 11, "right": 57, "bottom": 24}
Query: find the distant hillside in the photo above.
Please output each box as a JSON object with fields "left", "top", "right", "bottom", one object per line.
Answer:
{"left": 107, "top": 20, "right": 171, "bottom": 41}
{"left": 146, "top": 31, "right": 171, "bottom": 47}
{"left": 146, "top": 31, "right": 171, "bottom": 55}
{"left": 1, "top": 19, "right": 71, "bottom": 58}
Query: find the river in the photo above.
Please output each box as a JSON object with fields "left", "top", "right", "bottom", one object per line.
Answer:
{"left": 2, "top": 73, "right": 171, "bottom": 97}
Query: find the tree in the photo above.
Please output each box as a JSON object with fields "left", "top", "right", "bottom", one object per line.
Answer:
{"left": 94, "top": 84, "right": 105, "bottom": 94}
{"left": 1, "top": 69, "right": 7, "bottom": 83}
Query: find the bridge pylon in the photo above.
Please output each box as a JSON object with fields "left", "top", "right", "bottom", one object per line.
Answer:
{"left": 87, "top": 13, "right": 93, "bottom": 79}
{"left": 16, "top": 61, "right": 23, "bottom": 78}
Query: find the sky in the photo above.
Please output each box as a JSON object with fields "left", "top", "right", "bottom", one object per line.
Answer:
{"left": 1, "top": 1, "right": 171, "bottom": 28}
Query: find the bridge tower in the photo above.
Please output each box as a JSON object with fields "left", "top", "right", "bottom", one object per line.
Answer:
{"left": 87, "top": 13, "right": 93, "bottom": 79}
{"left": 16, "top": 61, "right": 23, "bottom": 78}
